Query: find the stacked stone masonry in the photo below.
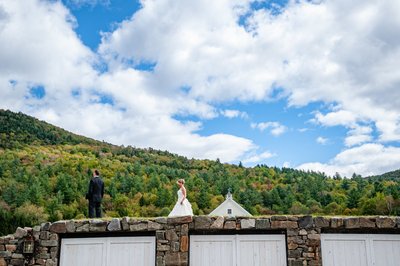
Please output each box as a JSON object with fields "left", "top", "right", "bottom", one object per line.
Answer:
{"left": 0, "top": 216, "right": 399, "bottom": 266}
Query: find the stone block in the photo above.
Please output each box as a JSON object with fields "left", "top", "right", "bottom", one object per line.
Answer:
{"left": 376, "top": 217, "right": 395, "bottom": 228}
{"left": 49, "top": 221, "right": 66, "bottom": 234}
{"left": 33, "top": 225, "right": 41, "bottom": 232}
{"left": 148, "top": 221, "right": 163, "bottom": 231}
{"left": 165, "top": 252, "right": 188, "bottom": 266}
{"left": 89, "top": 220, "right": 107, "bottom": 232}
{"left": 14, "top": 227, "right": 27, "bottom": 239}
{"left": 40, "top": 240, "right": 58, "bottom": 247}
{"left": 171, "top": 241, "right": 180, "bottom": 252}
{"left": 107, "top": 218, "right": 122, "bottom": 231}
{"left": 180, "top": 236, "right": 188, "bottom": 252}
{"left": 39, "top": 232, "right": 50, "bottom": 240}
{"left": 298, "top": 216, "right": 313, "bottom": 229}
{"left": 224, "top": 221, "right": 236, "bottom": 230}
{"left": 271, "top": 221, "right": 298, "bottom": 229}
{"left": 11, "top": 253, "right": 24, "bottom": 259}
{"left": 45, "top": 259, "right": 56, "bottom": 266}
{"left": 313, "top": 217, "right": 329, "bottom": 228}
{"left": 165, "top": 230, "right": 179, "bottom": 241}
{"left": 303, "top": 252, "right": 315, "bottom": 258}
{"left": 194, "top": 216, "right": 212, "bottom": 230}
{"left": 5, "top": 245, "right": 16, "bottom": 252}
{"left": 50, "top": 247, "right": 58, "bottom": 259}
{"left": 49, "top": 234, "right": 58, "bottom": 241}
{"left": 210, "top": 216, "right": 224, "bottom": 229}
{"left": 299, "top": 229, "right": 307, "bottom": 236}
{"left": 359, "top": 217, "right": 376, "bottom": 228}
{"left": 240, "top": 219, "right": 256, "bottom": 229}
{"left": 156, "top": 231, "right": 165, "bottom": 240}
{"left": 157, "top": 256, "right": 165, "bottom": 266}
{"left": 167, "top": 216, "right": 193, "bottom": 225}
{"left": 10, "top": 259, "right": 24, "bottom": 266}
{"left": 255, "top": 219, "right": 271, "bottom": 229}
{"left": 308, "top": 234, "right": 320, "bottom": 240}
{"left": 118, "top": 217, "right": 129, "bottom": 231}
{"left": 308, "top": 260, "right": 320, "bottom": 266}
{"left": 0, "top": 251, "right": 11, "bottom": 258}
{"left": 155, "top": 217, "right": 168, "bottom": 224}
{"left": 288, "top": 249, "right": 302, "bottom": 258}
{"left": 41, "top": 222, "right": 51, "bottom": 231}
{"left": 0, "top": 246, "right": 4, "bottom": 252}
{"left": 0, "top": 258, "right": 6, "bottom": 266}
{"left": 37, "top": 252, "right": 51, "bottom": 259}
{"left": 396, "top": 217, "right": 400, "bottom": 228}
{"left": 288, "top": 241, "right": 298, "bottom": 250}
{"left": 330, "top": 217, "right": 344, "bottom": 228}
{"left": 75, "top": 224, "right": 89, "bottom": 233}
{"left": 288, "top": 259, "right": 303, "bottom": 266}
{"left": 271, "top": 216, "right": 288, "bottom": 221}
{"left": 344, "top": 217, "right": 360, "bottom": 229}
{"left": 65, "top": 220, "right": 75, "bottom": 233}
{"left": 181, "top": 224, "right": 189, "bottom": 236}
{"left": 129, "top": 223, "right": 148, "bottom": 231}
{"left": 35, "top": 258, "right": 46, "bottom": 265}
{"left": 157, "top": 243, "right": 170, "bottom": 252}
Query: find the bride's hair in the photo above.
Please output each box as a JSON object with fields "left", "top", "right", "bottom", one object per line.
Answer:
{"left": 177, "top": 179, "right": 185, "bottom": 184}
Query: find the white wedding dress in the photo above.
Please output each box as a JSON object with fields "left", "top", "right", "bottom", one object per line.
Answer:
{"left": 168, "top": 189, "right": 193, "bottom": 217}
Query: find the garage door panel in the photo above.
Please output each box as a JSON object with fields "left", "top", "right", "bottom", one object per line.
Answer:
{"left": 108, "top": 237, "right": 155, "bottom": 266}
{"left": 373, "top": 239, "right": 400, "bottom": 266}
{"left": 61, "top": 239, "right": 106, "bottom": 266}
{"left": 60, "top": 236, "right": 155, "bottom": 266}
{"left": 190, "top": 235, "right": 235, "bottom": 266}
{"left": 237, "top": 235, "right": 286, "bottom": 266}
{"left": 190, "top": 234, "right": 286, "bottom": 266}
{"left": 322, "top": 234, "right": 400, "bottom": 266}
{"left": 321, "top": 239, "right": 368, "bottom": 266}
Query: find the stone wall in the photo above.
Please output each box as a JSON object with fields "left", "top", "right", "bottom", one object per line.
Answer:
{"left": 1, "top": 215, "right": 399, "bottom": 266}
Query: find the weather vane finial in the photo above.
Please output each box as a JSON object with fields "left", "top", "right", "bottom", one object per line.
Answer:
{"left": 226, "top": 188, "right": 232, "bottom": 199}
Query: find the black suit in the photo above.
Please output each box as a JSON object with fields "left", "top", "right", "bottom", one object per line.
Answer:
{"left": 87, "top": 176, "right": 104, "bottom": 218}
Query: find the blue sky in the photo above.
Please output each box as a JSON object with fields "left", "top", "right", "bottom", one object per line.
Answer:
{"left": 1, "top": 0, "right": 400, "bottom": 177}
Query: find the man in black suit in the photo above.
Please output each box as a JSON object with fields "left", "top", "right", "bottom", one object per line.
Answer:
{"left": 87, "top": 169, "right": 104, "bottom": 218}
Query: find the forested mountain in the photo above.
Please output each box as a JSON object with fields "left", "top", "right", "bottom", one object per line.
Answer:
{"left": 367, "top": 169, "right": 400, "bottom": 182}
{"left": 0, "top": 109, "right": 399, "bottom": 235}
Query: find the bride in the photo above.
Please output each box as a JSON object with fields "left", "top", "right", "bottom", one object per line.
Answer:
{"left": 168, "top": 179, "right": 193, "bottom": 217}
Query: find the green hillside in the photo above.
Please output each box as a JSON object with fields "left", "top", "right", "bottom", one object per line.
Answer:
{"left": 0, "top": 109, "right": 100, "bottom": 149}
{"left": 0, "top": 109, "right": 399, "bottom": 235}
{"left": 367, "top": 169, "right": 400, "bottom": 182}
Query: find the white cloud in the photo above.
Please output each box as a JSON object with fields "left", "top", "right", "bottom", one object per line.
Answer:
{"left": 344, "top": 125, "right": 373, "bottom": 147}
{"left": 251, "top": 121, "right": 287, "bottom": 136}
{"left": 242, "top": 151, "right": 275, "bottom": 164}
{"left": 220, "top": 109, "right": 248, "bottom": 119}
{"left": 314, "top": 110, "right": 358, "bottom": 127}
{"left": 0, "top": 0, "right": 96, "bottom": 102}
{"left": 65, "top": 0, "right": 110, "bottom": 8}
{"left": 297, "top": 143, "right": 400, "bottom": 177}
{"left": 316, "top": 136, "right": 328, "bottom": 145}
{"left": 298, "top": 128, "right": 309, "bottom": 133}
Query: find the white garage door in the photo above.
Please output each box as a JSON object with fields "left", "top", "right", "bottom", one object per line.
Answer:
{"left": 60, "top": 236, "right": 155, "bottom": 266}
{"left": 321, "top": 234, "right": 400, "bottom": 266}
{"left": 190, "top": 234, "right": 287, "bottom": 266}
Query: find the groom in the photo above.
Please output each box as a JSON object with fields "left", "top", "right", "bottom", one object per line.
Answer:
{"left": 86, "top": 169, "right": 104, "bottom": 218}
